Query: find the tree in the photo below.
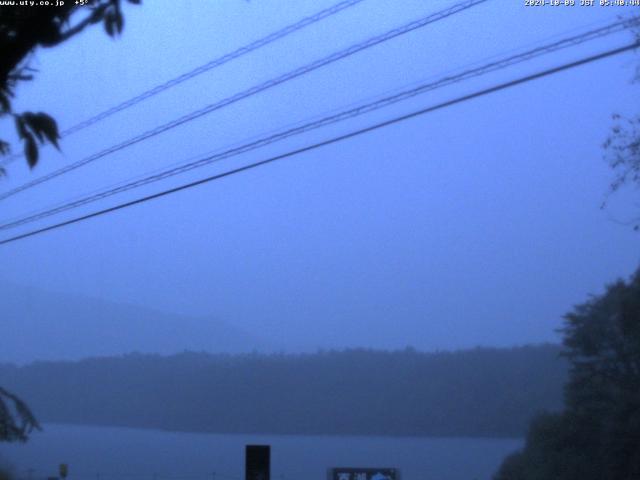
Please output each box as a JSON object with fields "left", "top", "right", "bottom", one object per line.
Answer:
{"left": 0, "top": 0, "right": 139, "bottom": 441}
{"left": 601, "top": 29, "right": 640, "bottom": 230}
{"left": 0, "top": 0, "right": 140, "bottom": 170}
{"left": 603, "top": 114, "right": 640, "bottom": 230}
{"left": 494, "top": 268, "right": 640, "bottom": 480}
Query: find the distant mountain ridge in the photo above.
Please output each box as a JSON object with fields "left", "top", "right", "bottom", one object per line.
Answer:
{"left": 0, "top": 345, "right": 567, "bottom": 437}
{"left": 0, "top": 281, "right": 267, "bottom": 363}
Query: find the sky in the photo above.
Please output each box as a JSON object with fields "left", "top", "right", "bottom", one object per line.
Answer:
{"left": 0, "top": 0, "right": 639, "bottom": 358}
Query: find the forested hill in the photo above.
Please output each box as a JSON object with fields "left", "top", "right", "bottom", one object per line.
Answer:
{"left": 0, "top": 345, "right": 566, "bottom": 438}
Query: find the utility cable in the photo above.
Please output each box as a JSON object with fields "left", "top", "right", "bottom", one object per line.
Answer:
{"left": 0, "top": 41, "right": 636, "bottom": 246}
{"left": 0, "top": 17, "right": 635, "bottom": 232}
{"left": 0, "top": 0, "right": 367, "bottom": 167}
{"left": 0, "top": 0, "right": 489, "bottom": 201}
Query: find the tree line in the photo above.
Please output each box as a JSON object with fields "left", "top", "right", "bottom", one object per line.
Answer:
{"left": 0, "top": 345, "right": 565, "bottom": 438}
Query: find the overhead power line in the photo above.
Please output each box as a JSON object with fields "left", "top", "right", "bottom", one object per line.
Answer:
{"left": 0, "top": 41, "right": 636, "bottom": 247}
{"left": 65, "top": 0, "right": 368, "bottom": 137}
{"left": 0, "top": 0, "right": 489, "bottom": 202}
{"left": 0, "top": 17, "right": 636, "bottom": 233}
{"left": 0, "top": 0, "right": 367, "bottom": 168}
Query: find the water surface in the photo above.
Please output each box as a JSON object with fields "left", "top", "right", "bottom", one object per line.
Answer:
{"left": 0, "top": 424, "right": 522, "bottom": 480}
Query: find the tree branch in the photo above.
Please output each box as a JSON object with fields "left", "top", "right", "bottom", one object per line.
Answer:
{"left": 45, "top": 4, "right": 110, "bottom": 46}
{"left": 0, "top": 386, "right": 40, "bottom": 442}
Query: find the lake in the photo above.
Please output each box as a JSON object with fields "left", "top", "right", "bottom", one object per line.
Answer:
{"left": 0, "top": 425, "right": 522, "bottom": 480}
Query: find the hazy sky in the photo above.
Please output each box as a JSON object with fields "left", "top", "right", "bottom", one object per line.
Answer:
{"left": 1, "top": 0, "right": 639, "bottom": 356}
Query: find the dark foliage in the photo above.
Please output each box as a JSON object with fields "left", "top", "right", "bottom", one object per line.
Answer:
{"left": 494, "top": 268, "right": 640, "bottom": 480}
{"left": 0, "top": 0, "right": 140, "bottom": 170}
{"left": 603, "top": 114, "right": 640, "bottom": 230}
{"left": 0, "top": 386, "right": 40, "bottom": 442}
{"left": 601, "top": 28, "right": 640, "bottom": 230}
{"left": 0, "top": 345, "right": 566, "bottom": 437}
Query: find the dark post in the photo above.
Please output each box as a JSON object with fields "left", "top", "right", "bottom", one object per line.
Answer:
{"left": 245, "top": 445, "right": 270, "bottom": 480}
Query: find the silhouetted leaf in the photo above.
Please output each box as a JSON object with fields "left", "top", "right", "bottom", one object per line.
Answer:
{"left": 114, "top": 11, "right": 124, "bottom": 34}
{"left": 40, "top": 116, "right": 61, "bottom": 149}
{"left": 21, "top": 113, "right": 44, "bottom": 142}
{"left": 0, "top": 91, "right": 10, "bottom": 113}
{"left": 104, "top": 11, "right": 115, "bottom": 36}
{"left": 0, "top": 82, "right": 15, "bottom": 103}
{"left": 24, "top": 133, "right": 38, "bottom": 168}
{"left": 14, "top": 116, "right": 28, "bottom": 139}
{"left": 22, "top": 112, "right": 60, "bottom": 149}
{"left": 105, "top": 6, "right": 125, "bottom": 37}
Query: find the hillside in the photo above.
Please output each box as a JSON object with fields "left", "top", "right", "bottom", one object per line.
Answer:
{"left": 0, "top": 281, "right": 267, "bottom": 363}
{"left": 0, "top": 345, "right": 567, "bottom": 437}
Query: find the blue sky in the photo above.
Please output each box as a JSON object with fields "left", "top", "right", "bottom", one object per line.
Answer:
{"left": 1, "top": 0, "right": 639, "bottom": 355}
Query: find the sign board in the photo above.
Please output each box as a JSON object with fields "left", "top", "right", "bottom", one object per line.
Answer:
{"left": 245, "top": 444, "right": 270, "bottom": 480}
{"left": 330, "top": 468, "right": 398, "bottom": 480}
